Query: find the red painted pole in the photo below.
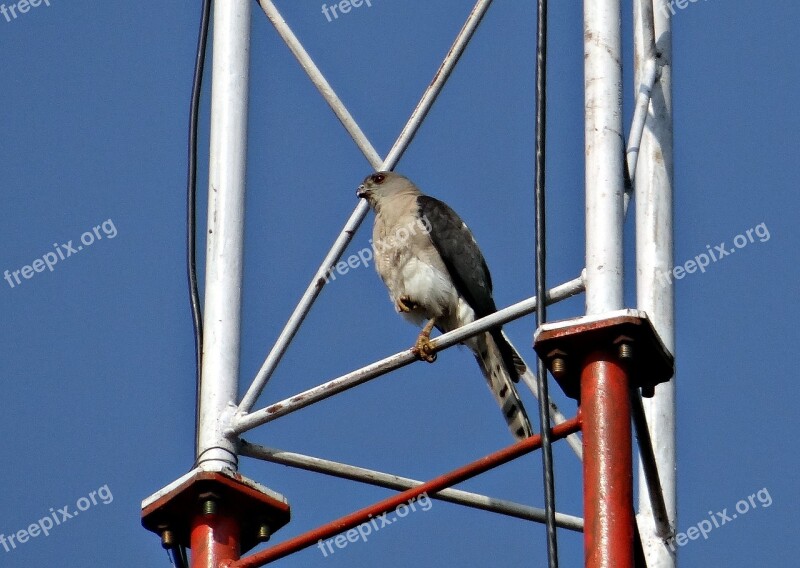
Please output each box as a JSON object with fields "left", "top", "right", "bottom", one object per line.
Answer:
{"left": 226, "top": 416, "right": 582, "bottom": 568}
{"left": 581, "top": 351, "right": 634, "bottom": 568}
{"left": 191, "top": 507, "right": 241, "bottom": 568}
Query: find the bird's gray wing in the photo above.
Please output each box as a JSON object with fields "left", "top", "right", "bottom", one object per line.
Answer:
{"left": 416, "top": 195, "right": 496, "bottom": 318}
{"left": 417, "top": 195, "right": 524, "bottom": 382}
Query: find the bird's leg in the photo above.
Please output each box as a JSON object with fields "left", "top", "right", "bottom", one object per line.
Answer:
{"left": 395, "top": 295, "right": 418, "bottom": 313}
{"left": 414, "top": 318, "right": 438, "bottom": 363}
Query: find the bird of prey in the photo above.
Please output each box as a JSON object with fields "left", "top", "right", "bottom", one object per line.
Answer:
{"left": 356, "top": 171, "right": 533, "bottom": 439}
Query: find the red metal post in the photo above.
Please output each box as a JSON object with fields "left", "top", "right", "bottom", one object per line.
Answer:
{"left": 581, "top": 351, "right": 633, "bottom": 568}
{"left": 191, "top": 506, "right": 241, "bottom": 568}
{"left": 534, "top": 312, "right": 674, "bottom": 568}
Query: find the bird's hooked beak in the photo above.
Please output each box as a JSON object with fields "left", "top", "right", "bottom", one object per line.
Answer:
{"left": 356, "top": 183, "right": 369, "bottom": 199}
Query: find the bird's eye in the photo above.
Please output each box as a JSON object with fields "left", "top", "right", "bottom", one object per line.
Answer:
{"left": 372, "top": 173, "right": 386, "bottom": 184}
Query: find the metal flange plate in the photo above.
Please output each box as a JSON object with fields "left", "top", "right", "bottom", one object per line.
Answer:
{"left": 533, "top": 309, "right": 674, "bottom": 400}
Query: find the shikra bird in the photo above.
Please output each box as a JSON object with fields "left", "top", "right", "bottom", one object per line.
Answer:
{"left": 356, "top": 171, "right": 533, "bottom": 439}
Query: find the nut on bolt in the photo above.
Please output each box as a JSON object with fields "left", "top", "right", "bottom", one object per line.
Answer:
{"left": 547, "top": 350, "right": 568, "bottom": 379}
{"left": 160, "top": 529, "right": 175, "bottom": 549}
{"left": 614, "top": 336, "right": 635, "bottom": 361}
{"left": 257, "top": 523, "right": 271, "bottom": 542}
{"left": 551, "top": 357, "right": 566, "bottom": 377}
{"left": 198, "top": 492, "right": 220, "bottom": 515}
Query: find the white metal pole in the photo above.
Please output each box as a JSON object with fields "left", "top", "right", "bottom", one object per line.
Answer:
{"left": 628, "top": 0, "right": 657, "bottom": 189}
{"left": 197, "top": 0, "right": 252, "bottom": 472}
{"left": 635, "top": 0, "right": 676, "bottom": 565}
{"left": 239, "top": 442, "right": 584, "bottom": 531}
{"left": 584, "top": 0, "right": 625, "bottom": 314}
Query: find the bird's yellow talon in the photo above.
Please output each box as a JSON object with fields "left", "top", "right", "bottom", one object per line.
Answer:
{"left": 414, "top": 318, "right": 438, "bottom": 363}
{"left": 414, "top": 338, "right": 437, "bottom": 363}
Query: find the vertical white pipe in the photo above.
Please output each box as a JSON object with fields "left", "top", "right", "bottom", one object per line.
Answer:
{"left": 635, "top": 1, "right": 676, "bottom": 566}
{"left": 584, "top": 0, "right": 625, "bottom": 314}
{"left": 197, "top": 0, "right": 252, "bottom": 471}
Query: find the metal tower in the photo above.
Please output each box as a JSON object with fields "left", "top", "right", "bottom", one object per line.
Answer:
{"left": 141, "top": 1, "right": 677, "bottom": 567}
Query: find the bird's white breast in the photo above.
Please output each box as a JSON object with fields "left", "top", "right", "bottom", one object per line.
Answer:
{"left": 372, "top": 196, "right": 473, "bottom": 332}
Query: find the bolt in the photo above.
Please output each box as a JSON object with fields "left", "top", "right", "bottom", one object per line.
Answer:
{"left": 619, "top": 342, "right": 633, "bottom": 361}
{"left": 202, "top": 499, "right": 218, "bottom": 516}
{"left": 161, "top": 529, "right": 175, "bottom": 549}
{"left": 551, "top": 357, "right": 566, "bottom": 378}
{"left": 198, "top": 491, "right": 221, "bottom": 515}
{"left": 257, "top": 524, "right": 271, "bottom": 542}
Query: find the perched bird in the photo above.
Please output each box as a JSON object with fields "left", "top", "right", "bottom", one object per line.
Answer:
{"left": 357, "top": 171, "right": 533, "bottom": 439}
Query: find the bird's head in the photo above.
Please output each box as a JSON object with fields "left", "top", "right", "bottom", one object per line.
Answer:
{"left": 356, "top": 171, "right": 419, "bottom": 208}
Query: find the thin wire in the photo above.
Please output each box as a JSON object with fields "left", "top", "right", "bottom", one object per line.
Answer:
{"left": 176, "top": 2, "right": 212, "bottom": 564}
{"left": 188, "top": 0, "right": 212, "bottom": 461}
{"left": 534, "top": 0, "right": 559, "bottom": 565}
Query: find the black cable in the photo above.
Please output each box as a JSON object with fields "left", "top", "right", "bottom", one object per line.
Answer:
{"left": 533, "top": 0, "right": 559, "bottom": 566}
{"left": 188, "top": 0, "right": 212, "bottom": 461}
{"left": 180, "top": 1, "right": 211, "bottom": 564}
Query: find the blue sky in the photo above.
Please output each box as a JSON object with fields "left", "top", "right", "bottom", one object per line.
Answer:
{"left": 0, "top": 1, "right": 797, "bottom": 566}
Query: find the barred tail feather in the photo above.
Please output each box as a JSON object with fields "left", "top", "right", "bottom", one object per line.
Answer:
{"left": 473, "top": 332, "right": 533, "bottom": 440}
